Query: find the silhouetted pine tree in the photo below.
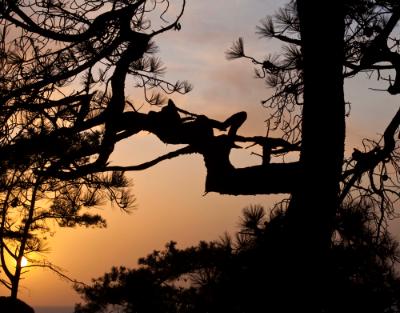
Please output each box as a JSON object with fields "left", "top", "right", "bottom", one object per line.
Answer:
{"left": 74, "top": 203, "right": 400, "bottom": 313}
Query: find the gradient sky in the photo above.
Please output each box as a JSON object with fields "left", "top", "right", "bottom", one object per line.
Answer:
{"left": 3, "top": 0, "right": 399, "bottom": 309}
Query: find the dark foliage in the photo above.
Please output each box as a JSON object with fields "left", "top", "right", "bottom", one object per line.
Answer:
{"left": 0, "top": 0, "right": 187, "bottom": 299}
{"left": 74, "top": 203, "right": 400, "bottom": 313}
{"left": 0, "top": 296, "right": 35, "bottom": 313}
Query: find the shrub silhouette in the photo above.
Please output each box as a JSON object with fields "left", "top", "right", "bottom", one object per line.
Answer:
{"left": 75, "top": 202, "right": 400, "bottom": 313}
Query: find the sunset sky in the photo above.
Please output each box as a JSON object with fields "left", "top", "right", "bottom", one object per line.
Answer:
{"left": 3, "top": 0, "right": 400, "bottom": 310}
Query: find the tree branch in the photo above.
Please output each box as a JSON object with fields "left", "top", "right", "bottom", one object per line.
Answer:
{"left": 150, "top": 0, "right": 186, "bottom": 37}
{"left": 5, "top": 0, "right": 146, "bottom": 42}
{"left": 103, "top": 146, "right": 196, "bottom": 172}
{"left": 340, "top": 107, "right": 400, "bottom": 201}
{"left": 205, "top": 161, "right": 302, "bottom": 195}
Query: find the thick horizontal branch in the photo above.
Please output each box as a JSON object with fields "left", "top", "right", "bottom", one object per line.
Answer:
{"left": 4, "top": 94, "right": 304, "bottom": 196}
{"left": 205, "top": 162, "right": 302, "bottom": 195}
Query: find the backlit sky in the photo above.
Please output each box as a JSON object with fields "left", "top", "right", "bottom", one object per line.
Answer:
{"left": 4, "top": 0, "right": 400, "bottom": 309}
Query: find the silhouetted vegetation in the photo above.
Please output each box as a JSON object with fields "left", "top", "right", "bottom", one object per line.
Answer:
{"left": 0, "top": 296, "right": 34, "bottom": 313}
{"left": 0, "top": 0, "right": 187, "bottom": 300}
{"left": 0, "top": 167, "right": 133, "bottom": 299}
{"left": 74, "top": 203, "right": 400, "bottom": 313}
{"left": 2, "top": 0, "right": 400, "bottom": 310}
{"left": 225, "top": 1, "right": 400, "bottom": 309}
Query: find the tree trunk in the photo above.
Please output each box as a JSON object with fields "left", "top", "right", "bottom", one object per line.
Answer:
{"left": 284, "top": 1, "right": 346, "bottom": 311}
{"left": 10, "top": 274, "right": 20, "bottom": 300}
{"left": 10, "top": 181, "right": 40, "bottom": 301}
